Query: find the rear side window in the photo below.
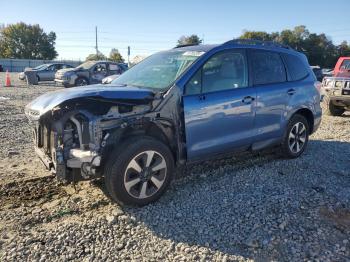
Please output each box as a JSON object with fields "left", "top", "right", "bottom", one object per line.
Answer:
{"left": 109, "top": 64, "right": 121, "bottom": 74}
{"left": 282, "top": 53, "right": 309, "bottom": 81}
{"left": 251, "top": 50, "right": 286, "bottom": 85}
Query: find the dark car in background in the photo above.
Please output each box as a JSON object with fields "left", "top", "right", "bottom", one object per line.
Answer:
{"left": 18, "top": 63, "right": 74, "bottom": 82}
{"left": 311, "top": 66, "right": 324, "bottom": 81}
{"left": 55, "top": 61, "right": 127, "bottom": 88}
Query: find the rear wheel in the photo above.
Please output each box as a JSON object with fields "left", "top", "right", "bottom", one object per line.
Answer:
{"left": 75, "top": 77, "right": 89, "bottom": 86}
{"left": 104, "top": 137, "right": 174, "bottom": 206}
{"left": 322, "top": 94, "right": 345, "bottom": 116}
{"left": 281, "top": 114, "right": 309, "bottom": 159}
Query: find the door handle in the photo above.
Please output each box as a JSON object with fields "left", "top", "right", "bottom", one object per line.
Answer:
{"left": 242, "top": 96, "right": 255, "bottom": 104}
{"left": 287, "top": 89, "right": 296, "bottom": 95}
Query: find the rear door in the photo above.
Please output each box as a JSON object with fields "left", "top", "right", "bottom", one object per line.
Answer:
{"left": 108, "top": 63, "right": 122, "bottom": 76}
{"left": 183, "top": 49, "right": 256, "bottom": 160}
{"left": 249, "top": 49, "right": 290, "bottom": 144}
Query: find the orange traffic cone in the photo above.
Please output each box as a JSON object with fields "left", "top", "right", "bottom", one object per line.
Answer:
{"left": 5, "top": 70, "right": 11, "bottom": 87}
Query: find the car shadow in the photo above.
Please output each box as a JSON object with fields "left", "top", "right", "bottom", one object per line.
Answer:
{"left": 98, "top": 139, "right": 350, "bottom": 260}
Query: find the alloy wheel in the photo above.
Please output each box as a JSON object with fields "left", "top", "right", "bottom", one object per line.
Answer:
{"left": 288, "top": 122, "right": 307, "bottom": 154}
{"left": 124, "top": 150, "right": 167, "bottom": 199}
{"left": 77, "top": 79, "right": 87, "bottom": 86}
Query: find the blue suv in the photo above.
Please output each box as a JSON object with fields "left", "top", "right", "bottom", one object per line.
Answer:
{"left": 25, "top": 40, "right": 322, "bottom": 206}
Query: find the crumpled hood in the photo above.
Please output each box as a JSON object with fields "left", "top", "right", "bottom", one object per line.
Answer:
{"left": 25, "top": 84, "right": 155, "bottom": 116}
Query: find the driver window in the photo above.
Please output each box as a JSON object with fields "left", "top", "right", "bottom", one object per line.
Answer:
{"left": 185, "top": 50, "right": 248, "bottom": 95}
{"left": 93, "top": 63, "right": 107, "bottom": 76}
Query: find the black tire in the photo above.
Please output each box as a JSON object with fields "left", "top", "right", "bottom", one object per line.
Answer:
{"left": 104, "top": 136, "right": 174, "bottom": 206}
{"left": 75, "top": 77, "right": 89, "bottom": 86}
{"left": 322, "top": 95, "right": 345, "bottom": 116}
{"left": 280, "top": 114, "right": 309, "bottom": 159}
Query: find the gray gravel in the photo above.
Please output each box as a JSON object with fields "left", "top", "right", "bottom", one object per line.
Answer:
{"left": 0, "top": 73, "right": 349, "bottom": 261}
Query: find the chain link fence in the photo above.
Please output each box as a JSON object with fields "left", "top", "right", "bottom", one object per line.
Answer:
{"left": 0, "top": 59, "right": 82, "bottom": 72}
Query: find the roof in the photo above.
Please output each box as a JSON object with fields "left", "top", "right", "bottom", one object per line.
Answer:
{"left": 172, "top": 40, "right": 299, "bottom": 55}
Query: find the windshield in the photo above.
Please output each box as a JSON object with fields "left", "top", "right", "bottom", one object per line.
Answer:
{"left": 76, "top": 61, "right": 96, "bottom": 70}
{"left": 112, "top": 50, "right": 204, "bottom": 90}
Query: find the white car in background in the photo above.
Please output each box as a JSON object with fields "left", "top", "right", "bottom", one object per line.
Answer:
{"left": 102, "top": 74, "right": 120, "bottom": 84}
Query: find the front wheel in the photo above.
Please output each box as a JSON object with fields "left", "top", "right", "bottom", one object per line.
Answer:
{"left": 322, "top": 95, "right": 345, "bottom": 116}
{"left": 75, "top": 77, "right": 89, "bottom": 86}
{"left": 104, "top": 137, "right": 174, "bottom": 206}
{"left": 280, "top": 114, "right": 309, "bottom": 159}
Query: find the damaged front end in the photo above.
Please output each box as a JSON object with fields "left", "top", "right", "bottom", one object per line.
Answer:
{"left": 25, "top": 85, "right": 181, "bottom": 182}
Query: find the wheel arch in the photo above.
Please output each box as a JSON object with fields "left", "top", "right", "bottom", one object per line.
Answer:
{"left": 105, "top": 120, "right": 179, "bottom": 164}
{"left": 75, "top": 76, "right": 89, "bottom": 86}
{"left": 289, "top": 107, "right": 314, "bottom": 134}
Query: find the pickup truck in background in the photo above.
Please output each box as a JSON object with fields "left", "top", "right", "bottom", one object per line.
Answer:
{"left": 320, "top": 57, "right": 350, "bottom": 116}
{"left": 333, "top": 57, "right": 350, "bottom": 77}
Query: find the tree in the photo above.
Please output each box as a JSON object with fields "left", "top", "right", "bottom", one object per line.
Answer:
{"left": 337, "top": 41, "right": 350, "bottom": 57}
{"left": 109, "top": 48, "right": 124, "bottom": 63}
{"left": 238, "top": 25, "right": 349, "bottom": 68}
{"left": 0, "top": 22, "right": 57, "bottom": 59}
{"left": 177, "top": 34, "right": 202, "bottom": 46}
{"left": 85, "top": 51, "right": 107, "bottom": 61}
{"left": 240, "top": 30, "right": 275, "bottom": 41}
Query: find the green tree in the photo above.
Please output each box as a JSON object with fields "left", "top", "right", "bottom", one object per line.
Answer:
{"left": 109, "top": 48, "right": 124, "bottom": 63}
{"left": 0, "top": 22, "right": 57, "bottom": 59}
{"left": 238, "top": 25, "right": 348, "bottom": 68}
{"left": 85, "top": 51, "right": 107, "bottom": 61}
{"left": 337, "top": 41, "right": 350, "bottom": 57}
{"left": 177, "top": 34, "right": 202, "bottom": 46}
{"left": 240, "top": 30, "right": 275, "bottom": 41}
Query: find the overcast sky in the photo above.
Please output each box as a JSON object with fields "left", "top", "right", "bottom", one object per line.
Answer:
{"left": 1, "top": 0, "right": 350, "bottom": 61}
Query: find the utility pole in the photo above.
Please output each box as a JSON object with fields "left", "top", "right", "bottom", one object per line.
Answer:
{"left": 95, "top": 26, "right": 98, "bottom": 55}
{"left": 127, "top": 46, "right": 130, "bottom": 67}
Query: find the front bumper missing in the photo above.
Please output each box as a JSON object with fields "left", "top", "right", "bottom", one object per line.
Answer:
{"left": 67, "top": 148, "right": 101, "bottom": 169}
{"left": 35, "top": 145, "right": 101, "bottom": 181}
{"left": 35, "top": 146, "right": 54, "bottom": 172}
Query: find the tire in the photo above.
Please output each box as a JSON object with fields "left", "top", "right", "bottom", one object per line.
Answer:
{"left": 280, "top": 114, "right": 309, "bottom": 159}
{"left": 75, "top": 77, "right": 89, "bottom": 86}
{"left": 104, "top": 136, "right": 175, "bottom": 206}
{"left": 322, "top": 95, "right": 345, "bottom": 116}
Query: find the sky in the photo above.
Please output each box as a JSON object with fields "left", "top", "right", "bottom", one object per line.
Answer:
{"left": 1, "top": 0, "right": 350, "bottom": 61}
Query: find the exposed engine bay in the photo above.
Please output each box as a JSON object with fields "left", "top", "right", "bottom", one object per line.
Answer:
{"left": 25, "top": 85, "right": 184, "bottom": 182}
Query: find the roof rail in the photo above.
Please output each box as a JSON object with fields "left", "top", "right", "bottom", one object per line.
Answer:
{"left": 173, "top": 43, "right": 199, "bottom": 49}
{"left": 223, "top": 39, "right": 292, "bottom": 50}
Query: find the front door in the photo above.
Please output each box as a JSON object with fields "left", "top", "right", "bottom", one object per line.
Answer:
{"left": 39, "top": 65, "right": 56, "bottom": 81}
{"left": 91, "top": 63, "right": 108, "bottom": 83}
{"left": 183, "top": 49, "right": 256, "bottom": 160}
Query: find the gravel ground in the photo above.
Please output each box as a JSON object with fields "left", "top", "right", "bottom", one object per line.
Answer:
{"left": 0, "top": 72, "right": 349, "bottom": 261}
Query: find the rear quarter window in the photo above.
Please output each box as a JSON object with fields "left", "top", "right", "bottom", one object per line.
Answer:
{"left": 282, "top": 53, "right": 309, "bottom": 81}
